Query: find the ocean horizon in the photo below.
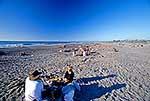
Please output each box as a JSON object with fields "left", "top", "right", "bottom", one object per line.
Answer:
{"left": 0, "top": 40, "right": 149, "bottom": 48}
{"left": 0, "top": 41, "right": 77, "bottom": 48}
{"left": 0, "top": 41, "right": 94, "bottom": 48}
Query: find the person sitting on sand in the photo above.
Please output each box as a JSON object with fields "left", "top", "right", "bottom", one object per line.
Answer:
{"left": 62, "top": 65, "right": 80, "bottom": 101}
{"left": 79, "top": 46, "right": 90, "bottom": 56}
{"left": 79, "top": 47, "right": 85, "bottom": 56}
{"left": 25, "top": 70, "right": 44, "bottom": 101}
{"left": 64, "top": 65, "right": 74, "bottom": 84}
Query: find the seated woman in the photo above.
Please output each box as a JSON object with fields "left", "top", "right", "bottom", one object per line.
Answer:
{"left": 64, "top": 65, "right": 74, "bottom": 84}
{"left": 62, "top": 65, "right": 81, "bottom": 101}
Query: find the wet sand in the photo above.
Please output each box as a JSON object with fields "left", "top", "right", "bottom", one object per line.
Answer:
{"left": 0, "top": 42, "right": 150, "bottom": 101}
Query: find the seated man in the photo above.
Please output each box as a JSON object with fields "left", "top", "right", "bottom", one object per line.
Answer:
{"left": 25, "top": 70, "right": 44, "bottom": 101}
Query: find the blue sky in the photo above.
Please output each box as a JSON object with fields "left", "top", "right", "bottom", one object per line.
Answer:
{"left": 0, "top": 0, "right": 150, "bottom": 41}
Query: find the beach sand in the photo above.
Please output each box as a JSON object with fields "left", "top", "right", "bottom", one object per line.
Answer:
{"left": 0, "top": 42, "right": 150, "bottom": 101}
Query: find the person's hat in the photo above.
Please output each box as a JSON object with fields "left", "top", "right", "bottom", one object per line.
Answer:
{"left": 29, "top": 70, "right": 42, "bottom": 77}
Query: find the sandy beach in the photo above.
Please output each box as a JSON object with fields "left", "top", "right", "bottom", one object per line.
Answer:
{"left": 0, "top": 42, "right": 150, "bottom": 101}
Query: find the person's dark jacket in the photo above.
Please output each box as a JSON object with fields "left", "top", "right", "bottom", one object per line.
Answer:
{"left": 64, "top": 71, "right": 74, "bottom": 83}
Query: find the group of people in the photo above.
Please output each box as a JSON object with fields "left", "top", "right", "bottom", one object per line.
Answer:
{"left": 72, "top": 46, "right": 90, "bottom": 56}
{"left": 25, "top": 65, "right": 80, "bottom": 101}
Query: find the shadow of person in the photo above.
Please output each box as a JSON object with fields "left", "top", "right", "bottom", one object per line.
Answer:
{"left": 74, "top": 74, "right": 126, "bottom": 101}
{"left": 80, "top": 74, "right": 117, "bottom": 83}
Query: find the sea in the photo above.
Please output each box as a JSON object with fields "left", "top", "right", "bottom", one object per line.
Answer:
{"left": 0, "top": 41, "right": 92, "bottom": 48}
{"left": 0, "top": 41, "right": 82, "bottom": 48}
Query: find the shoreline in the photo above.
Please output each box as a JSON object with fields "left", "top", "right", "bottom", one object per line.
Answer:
{"left": 0, "top": 40, "right": 149, "bottom": 48}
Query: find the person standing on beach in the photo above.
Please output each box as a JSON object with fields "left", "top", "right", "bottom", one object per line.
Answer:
{"left": 25, "top": 70, "right": 44, "bottom": 101}
{"left": 85, "top": 46, "right": 90, "bottom": 55}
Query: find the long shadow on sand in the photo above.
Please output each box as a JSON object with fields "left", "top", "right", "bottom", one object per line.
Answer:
{"left": 80, "top": 74, "right": 116, "bottom": 83}
{"left": 75, "top": 74, "right": 126, "bottom": 101}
